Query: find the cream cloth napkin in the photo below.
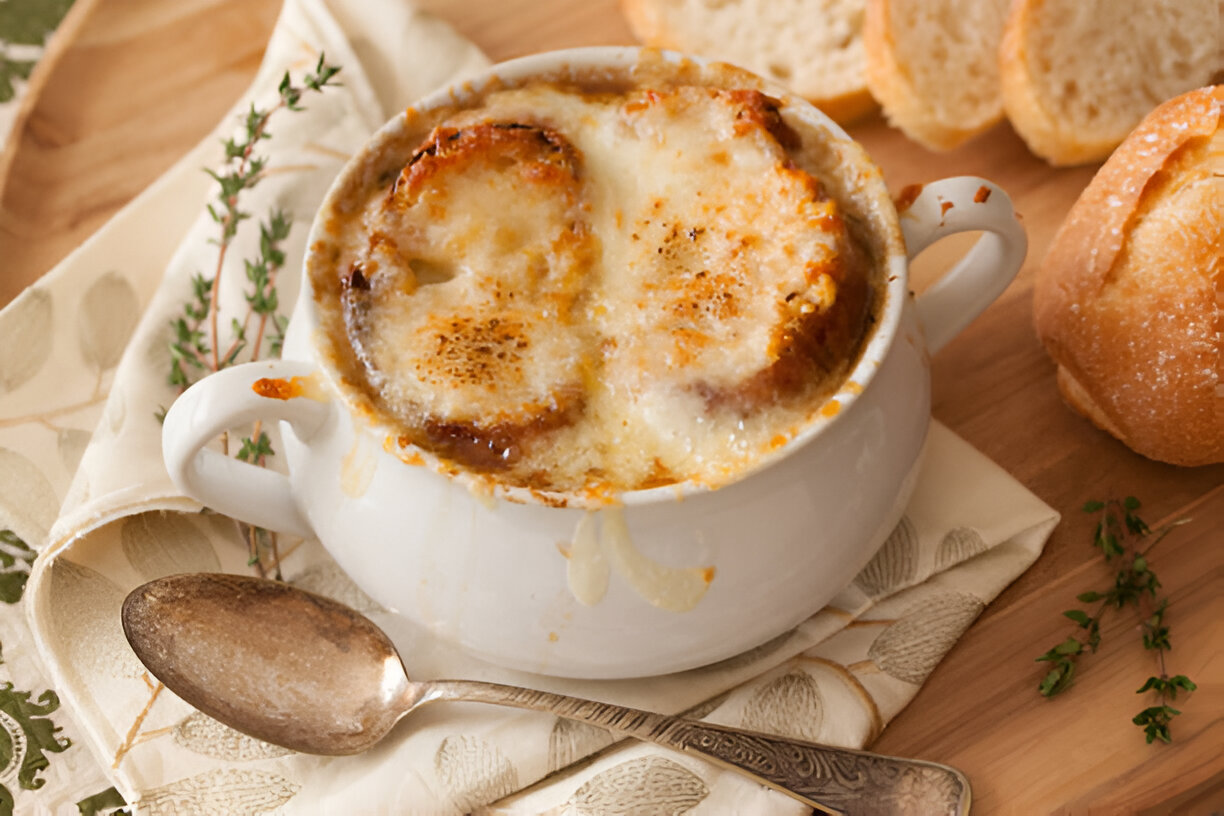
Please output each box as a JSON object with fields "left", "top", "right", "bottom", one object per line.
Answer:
{"left": 0, "top": 1, "right": 1059, "bottom": 813}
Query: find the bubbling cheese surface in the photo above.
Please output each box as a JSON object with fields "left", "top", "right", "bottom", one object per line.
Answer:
{"left": 326, "top": 82, "right": 875, "bottom": 493}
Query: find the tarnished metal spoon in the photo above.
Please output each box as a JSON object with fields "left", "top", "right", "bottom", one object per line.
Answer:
{"left": 122, "top": 573, "right": 970, "bottom": 816}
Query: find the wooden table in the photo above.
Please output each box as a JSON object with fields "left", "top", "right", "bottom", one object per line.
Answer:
{"left": 2, "top": 1, "right": 1220, "bottom": 812}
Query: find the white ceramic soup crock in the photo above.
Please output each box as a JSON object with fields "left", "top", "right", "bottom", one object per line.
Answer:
{"left": 162, "top": 48, "right": 1026, "bottom": 679}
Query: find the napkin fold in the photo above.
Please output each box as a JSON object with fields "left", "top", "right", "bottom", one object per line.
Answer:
{"left": 0, "top": 1, "right": 1058, "bottom": 813}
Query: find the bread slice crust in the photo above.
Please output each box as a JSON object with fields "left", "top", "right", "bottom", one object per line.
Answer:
{"left": 864, "top": 0, "right": 1009, "bottom": 151}
{"left": 1001, "top": 0, "right": 1222, "bottom": 166}
{"left": 620, "top": 0, "right": 877, "bottom": 123}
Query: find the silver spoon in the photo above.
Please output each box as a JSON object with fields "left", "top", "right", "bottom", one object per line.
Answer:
{"left": 121, "top": 573, "right": 970, "bottom": 816}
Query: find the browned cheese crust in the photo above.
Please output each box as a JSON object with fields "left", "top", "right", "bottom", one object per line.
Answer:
{"left": 1033, "top": 85, "right": 1223, "bottom": 465}
{"left": 343, "top": 123, "right": 592, "bottom": 470}
{"left": 307, "top": 64, "right": 892, "bottom": 494}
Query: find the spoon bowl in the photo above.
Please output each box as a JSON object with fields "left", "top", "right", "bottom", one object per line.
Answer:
{"left": 121, "top": 571, "right": 409, "bottom": 754}
{"left": 123, "top": 573, "right": 971, "bottom": 815}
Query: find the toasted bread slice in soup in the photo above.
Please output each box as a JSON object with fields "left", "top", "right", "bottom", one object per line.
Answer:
{"left": 343, "top": 123, "right": 596, "bottom": 471}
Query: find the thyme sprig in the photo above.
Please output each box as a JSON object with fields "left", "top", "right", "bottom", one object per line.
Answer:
{"left": 1037, "top": 497, "right": 1195, "bottom": 743}
{"left": 168, "top": 54, "right": 340, "bottom": 398}
{"left": 162, "top": 54, "right": 340, "bottom": 575}
{"left": 1132, "top": 598, "right": 1197, "bottom": 743}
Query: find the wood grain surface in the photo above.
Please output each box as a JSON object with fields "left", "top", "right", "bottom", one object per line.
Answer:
{"left": 2, "top": 1, "right": 1221, "bottom": 813}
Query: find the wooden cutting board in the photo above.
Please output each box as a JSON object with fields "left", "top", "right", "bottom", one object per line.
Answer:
{"left": 2, "top": 1, "right": 1221, "bottom": 812}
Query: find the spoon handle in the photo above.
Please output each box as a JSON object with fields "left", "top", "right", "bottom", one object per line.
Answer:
{"left": 421, "top": 680, "right": 969, "bottom": 815}
{"left": 651, "top": 718, "right": 970, "bottom": 816}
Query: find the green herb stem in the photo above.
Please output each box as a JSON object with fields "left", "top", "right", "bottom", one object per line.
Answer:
{"left": 1036, "top": 496, "right": 1195, "bottom": 744}
{"left": 164, "top": 54, "right": 340, "bottom": 574}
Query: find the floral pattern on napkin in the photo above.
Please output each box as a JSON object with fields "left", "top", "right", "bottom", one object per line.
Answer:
{"left": 0, "top": 0, "right": 1058, "bottom": 813}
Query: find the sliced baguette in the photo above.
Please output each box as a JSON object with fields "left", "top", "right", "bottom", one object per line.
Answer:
{"left": 1033, "top": 86, "right": 1223, "bottom": 466}
{"left": 863, "top": 0, "right": 1011, "bottom": 151}
{"left": 620, "top": 0, "right": 876, "bottom": 123}
{"left": 1000, "top": 0, "right": 1222, "bottom": 166}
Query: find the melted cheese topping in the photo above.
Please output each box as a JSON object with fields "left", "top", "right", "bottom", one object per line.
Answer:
{"left": 325, "top": 83, "right": 875, "bottom": 493}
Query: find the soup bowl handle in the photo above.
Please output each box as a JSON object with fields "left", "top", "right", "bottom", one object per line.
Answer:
{"left": 902, "top": 177, "right": 1027, "bottom": 355}
{"left": 161, "top": 359, "right": 327, "bottom": 540}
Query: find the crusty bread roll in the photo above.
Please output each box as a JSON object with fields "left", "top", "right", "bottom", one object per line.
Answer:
{"left": 863, "top": 0, "right": 1011, "bottom": 151}
{"left": 1000, "top": 0, "right": 1222, "bottom": 166}
{"left": 620, "top": 0, "right": 876, "bottom": 123}
{"left": 1033, "top": 86, "right": 1223, "bottom": 466}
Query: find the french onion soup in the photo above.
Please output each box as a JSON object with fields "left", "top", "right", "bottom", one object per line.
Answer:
{"left": 308, "top": 62, "right": 888, "bottom": 497}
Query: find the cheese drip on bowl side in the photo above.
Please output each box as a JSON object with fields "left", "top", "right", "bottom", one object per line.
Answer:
{"left": 321, "top": 81, "right": 877, "bottom": 495}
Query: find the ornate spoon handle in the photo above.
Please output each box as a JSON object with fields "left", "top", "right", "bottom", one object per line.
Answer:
{"left": 419, "top": 680, "right": 970, "bottom": 815}
{"left": 654, "top": 719, "right": 970, "bottom": 816}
